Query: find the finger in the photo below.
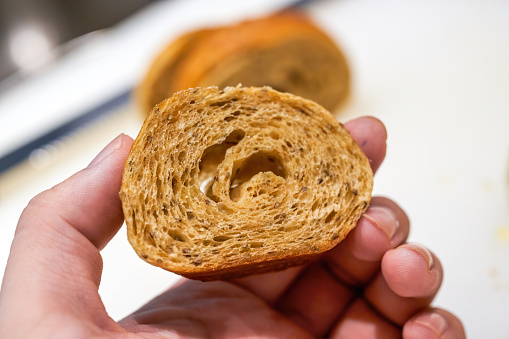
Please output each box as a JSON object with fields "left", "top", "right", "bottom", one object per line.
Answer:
{"left": 273, "top": 197, "right": 408, "bottom": 336}
{"left": 329, "top": 299, "right": 400, "bottom": 339}
{"left": 344, "top": 116, "right": 387, "bottom": 174}
{"left": 382, "top": 243, "right": 442, "bottom": 298}
{"left": 233, "top": 116, "right": 388, "bottom": 302}
{"left": 14, "top": 134, "right": 133, "bottom": 250}
{"left": 403, "top": 308, "right": 466, "bottom": 339}
{"left": 232, "top": 266, "right": 303, "bottom": 304}
{"left": 0, "top": 134, "right": 133, "bottom": 334}
{"left": 364, "top": 243, "right": 443, "bottom": 325}
{"left": 322, "top": 197, "right": 410, "bottom": 286}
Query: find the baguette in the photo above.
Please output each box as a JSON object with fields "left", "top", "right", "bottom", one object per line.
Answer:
{"left": 137, "top": 12, "right": 350, "bottom": 116}
{"left": 120, "top": 86, "right": 372, "bottom": 280}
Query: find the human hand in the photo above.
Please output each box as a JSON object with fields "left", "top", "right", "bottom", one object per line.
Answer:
{"left": 0, "top": 117, "right": 465, "bottom": 338}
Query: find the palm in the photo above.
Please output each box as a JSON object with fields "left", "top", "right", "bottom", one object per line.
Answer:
{"left": 121, "top": 279, "right": 313, "bottom": 338}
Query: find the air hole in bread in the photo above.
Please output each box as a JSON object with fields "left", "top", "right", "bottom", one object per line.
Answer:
{"left": 224, "top": 110, "right": 241, "bottom": 122}
{"left": 270, "top": 131, "right": 280, "bottom": 140}
{"left": 131, "top": 211, "right": 137, "bottom": 236}
{"left": 213, "top": 235, "right": 231, "bottom": 242}
{"left": 325, "top": 211, "right": 336, "bottom": 223}
{"left": 250, "top": 242, "right": 264, "bottom": 248}
{"left": 178, "top": 151, "right": 186, "bottom": 163}
{"left": 198, "top": 129, "right": 246, "bottom": 199}
{"left": 145, "top": 229, "right": 157, "bottom": 247}
{"left": 168, "top": 229, "right": 188, "bottom": 242}
{"left": 229, "top": 151, "right": 286, "bottom": 202}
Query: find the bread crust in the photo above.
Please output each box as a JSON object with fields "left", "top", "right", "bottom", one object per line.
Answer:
{"left": 137, "top": 11, "right": 350, "bottom": 116}
{"left": 120, "top": 86, "right": 372, "bottom": 280}
{"left": 136, "top": 29, "right": 212, "bottom": 115}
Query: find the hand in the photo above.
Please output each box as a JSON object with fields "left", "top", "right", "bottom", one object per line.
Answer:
{"left": 0, "top": 117, "right": 465, "bottom": 338}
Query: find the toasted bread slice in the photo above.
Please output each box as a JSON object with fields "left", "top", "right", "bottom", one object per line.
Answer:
{"left": 120, "top": 86, "right": 372, "bottom": 280}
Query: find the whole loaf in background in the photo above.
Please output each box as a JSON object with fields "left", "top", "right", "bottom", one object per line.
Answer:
{"left": 120, "top": 86, "right": 372, "bottom": 281}
{"left": 137, "top": 11, "right": 350, "bottom": 116}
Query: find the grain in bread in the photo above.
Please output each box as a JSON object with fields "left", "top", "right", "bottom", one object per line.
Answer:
{"left": 120, "top": 86, "right": 372, "bottom": 280}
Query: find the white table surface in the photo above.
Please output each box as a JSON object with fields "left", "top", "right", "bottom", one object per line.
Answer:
{"left": 1, "top": 0, "right": 508, "bottom": 337}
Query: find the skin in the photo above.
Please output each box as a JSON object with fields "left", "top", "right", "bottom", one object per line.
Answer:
{"left": 0, "top": 117, "right": 466, "bottom": 338}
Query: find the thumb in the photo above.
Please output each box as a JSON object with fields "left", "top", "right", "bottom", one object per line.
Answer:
{"left": 0, "top": 134, "right": 133, "bottom": 334}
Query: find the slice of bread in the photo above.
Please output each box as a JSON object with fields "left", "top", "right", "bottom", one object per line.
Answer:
{"left": 120, "top": 86, "right": 372, "bottom": 281}
{"left": 137, "top": 11, "right": 350, "bottom": 116}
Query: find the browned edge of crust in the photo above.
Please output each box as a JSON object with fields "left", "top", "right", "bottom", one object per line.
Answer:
{"left": 182, "top": 252, "right": 321, "bottom": 281}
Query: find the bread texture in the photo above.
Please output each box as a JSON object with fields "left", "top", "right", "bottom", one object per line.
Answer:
{"left": 137, "top": 11, "right": 350, "bottom": 116}
{"left": 120, "top": 86, "right": 372, "bottom": 281}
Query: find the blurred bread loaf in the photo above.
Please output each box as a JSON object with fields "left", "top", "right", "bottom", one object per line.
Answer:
{"left": 137, "top": 12, "right": 350, "bottom": 116}
{"left": 120, "top": 86, "right": 372, "bottom": 281}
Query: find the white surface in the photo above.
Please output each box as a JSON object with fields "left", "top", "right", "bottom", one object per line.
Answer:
{"left": 1, "top": 0, "right": 508, "bottom": 337}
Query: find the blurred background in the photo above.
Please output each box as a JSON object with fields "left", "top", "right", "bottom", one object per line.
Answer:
{"left": 0, "top": 0, "right": 157, "bottom": 85}
{"left": 0, "top": 0, "right": 508, "bottom": 338}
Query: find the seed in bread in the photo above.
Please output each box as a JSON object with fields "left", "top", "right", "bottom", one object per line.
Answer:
{"left": 120, "top": 86, "right": 372, "bottom": 281}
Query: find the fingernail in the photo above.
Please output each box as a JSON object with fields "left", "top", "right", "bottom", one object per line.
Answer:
{"left": 364, "top": 206, "right": 400, "bottom": 243}
{"left": 404, "top": 243, "right": 435, "bottom": 270}
{"left": 415, "top": 311, "right": 448, "bottom": 336}
{"left": 87, "top": 134, "right": 124, "bottom": 168}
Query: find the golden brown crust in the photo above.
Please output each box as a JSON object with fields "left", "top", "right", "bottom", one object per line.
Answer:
{"left": 137, "top": 11, "right": 350, "bottom": 116}
{"left": 120, "top": 86, "right": 372, "bottom": 281}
